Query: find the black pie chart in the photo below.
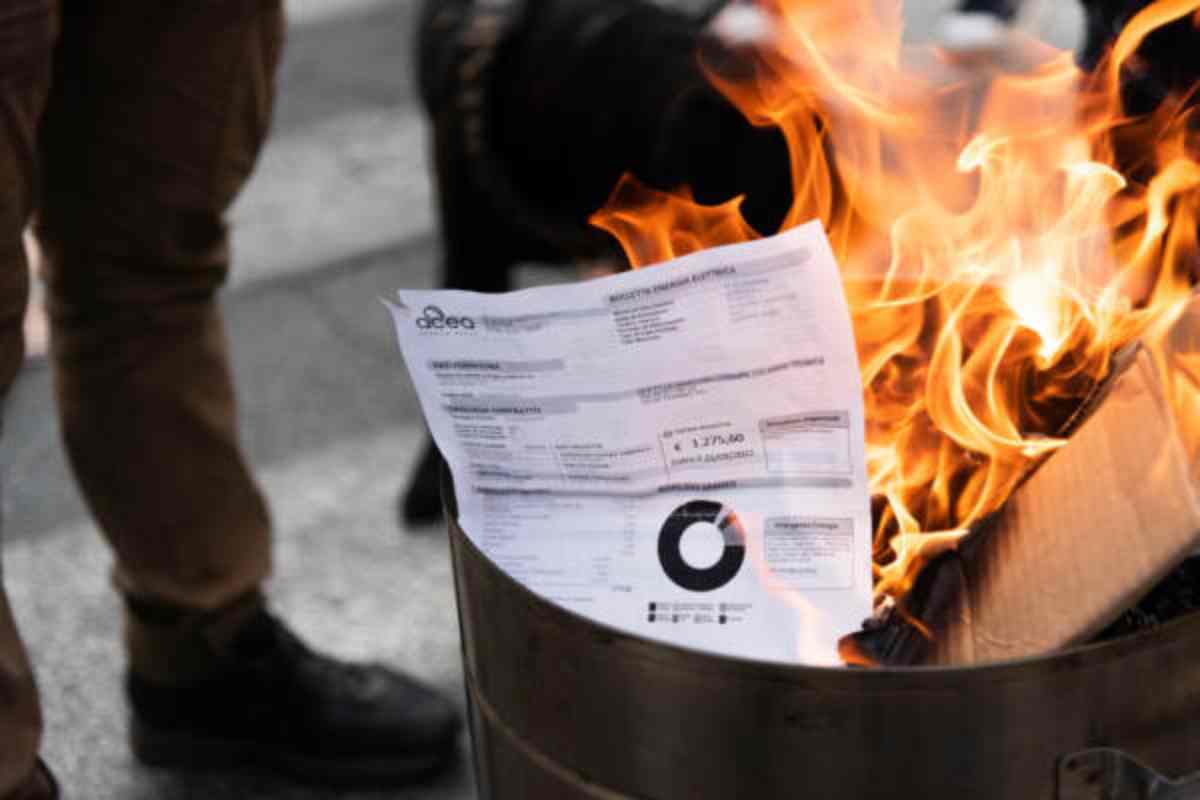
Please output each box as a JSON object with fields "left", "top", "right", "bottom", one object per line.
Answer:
{"left": 658, "top": 499, "right": 746, "bottom": 592}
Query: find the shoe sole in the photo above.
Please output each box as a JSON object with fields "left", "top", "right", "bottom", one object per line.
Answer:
{"left": 130, "top": 716, "right": 459, "bottom": 787}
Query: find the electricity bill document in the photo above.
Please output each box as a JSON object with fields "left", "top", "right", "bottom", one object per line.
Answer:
{"left": 389, "top": 222, "right": 872, "bottom": 665}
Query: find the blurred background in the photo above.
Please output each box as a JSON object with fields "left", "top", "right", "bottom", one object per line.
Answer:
{"left": 0, "top": 1, "right": 1082, "bottom": 797}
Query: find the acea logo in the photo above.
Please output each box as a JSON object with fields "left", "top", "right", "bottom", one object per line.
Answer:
{"left": 416, "top": 304, "right": 476, "bottom": 331}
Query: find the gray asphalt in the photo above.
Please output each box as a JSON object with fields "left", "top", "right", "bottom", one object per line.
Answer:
{"left": 0, "top": 1, "right": 1082, "bottom": 798}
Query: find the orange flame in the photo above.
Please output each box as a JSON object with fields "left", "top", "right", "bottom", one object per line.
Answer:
{"left": 591, "top": 0, "right": 1200, "bottom": 603}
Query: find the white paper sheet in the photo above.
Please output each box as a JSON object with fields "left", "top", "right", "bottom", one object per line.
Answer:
{"left": 388, "top": 222, "right": 872, "bottom": 664}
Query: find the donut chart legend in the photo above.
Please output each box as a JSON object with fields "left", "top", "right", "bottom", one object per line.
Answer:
{"left": 646, "top": 601, "right": 750, "bottom": 626}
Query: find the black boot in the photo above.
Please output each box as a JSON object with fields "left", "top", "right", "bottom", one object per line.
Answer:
{"left": 125, "top": 598, "right": 461, "bottom": 787}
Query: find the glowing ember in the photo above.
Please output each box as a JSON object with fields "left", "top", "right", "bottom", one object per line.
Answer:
{"left": 590, "top": 0, "right": 1200, "bottom": 604}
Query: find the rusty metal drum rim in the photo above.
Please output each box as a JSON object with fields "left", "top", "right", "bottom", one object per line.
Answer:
{"left": 446, "top": 470, "right": 1200, "bottom": 799}
{"left": 444, "top": 471, "right": 1200, "bottom": 683}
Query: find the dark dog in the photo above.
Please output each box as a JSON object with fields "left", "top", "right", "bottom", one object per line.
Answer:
{"left": 403, "top": 0, "right": 791, "bottom": 523}
{"left": 401, "top": 0, "right": 1200, "bottom": 525}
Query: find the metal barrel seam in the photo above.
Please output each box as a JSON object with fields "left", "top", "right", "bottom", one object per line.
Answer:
{"left": 465, "top": 668, "right": 645, "bottom": 800}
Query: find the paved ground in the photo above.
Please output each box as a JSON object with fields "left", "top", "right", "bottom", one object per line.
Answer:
{"left": 0, "top": 1, "right": 1083, "bottom": 798}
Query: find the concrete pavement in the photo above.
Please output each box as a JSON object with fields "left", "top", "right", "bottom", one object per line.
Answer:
{"left": 0, "top": 1, "right": 1085, "bottom": 797}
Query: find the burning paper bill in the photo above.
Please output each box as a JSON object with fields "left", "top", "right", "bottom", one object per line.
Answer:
{"left": 389, "top": 223, "right": 873, "bottom": 665}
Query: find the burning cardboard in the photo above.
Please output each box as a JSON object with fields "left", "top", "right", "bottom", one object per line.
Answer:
{"left": 841, "top": 344, "right": 1200, "bottom": 666}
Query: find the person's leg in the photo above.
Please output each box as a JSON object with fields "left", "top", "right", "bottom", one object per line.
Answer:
{"left": 0, "top": 2, "right": 56, "bottom": 797}
{"left": 34, "top": 1, "right": 277, "bottom": 617}
{"left": 32, "top": 2, "right": 459, "bottom": 784}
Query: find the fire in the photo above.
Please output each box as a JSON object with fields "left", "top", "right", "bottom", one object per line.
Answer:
{"left": 590, "top": 0, "right": 1200, "bottom": 604}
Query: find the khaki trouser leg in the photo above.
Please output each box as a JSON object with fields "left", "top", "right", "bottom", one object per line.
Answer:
{"left": 0, "top": 3, "right": 56, "bottom": 796}
{"left": 34, "top": 0, "right": 285, "bottom": 615}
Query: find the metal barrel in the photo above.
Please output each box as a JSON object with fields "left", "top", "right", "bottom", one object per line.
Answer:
{"left": 445, "top": 476, "right": 1200, "bottom": 799}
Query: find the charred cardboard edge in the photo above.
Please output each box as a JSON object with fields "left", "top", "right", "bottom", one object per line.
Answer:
{"left": 841, "top": 343, "right": 1200, "bottom": 667}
